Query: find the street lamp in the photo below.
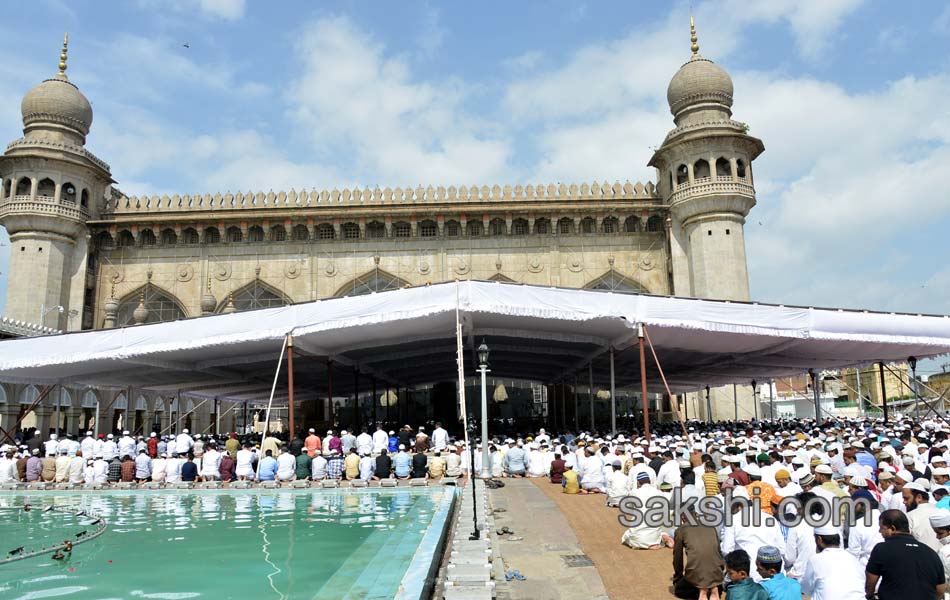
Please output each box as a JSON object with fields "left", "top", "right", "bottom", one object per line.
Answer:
{"left": 40, "top": 304, "right": 64, "bottom": 329}
{"left": 751, "top": 379, "right": 758, "bottom": 421}
{"left": 477, "top": 340, "right": 490, "bottom": 479}
{"left": 908, "top": 356, "right": 920, "bottom": 420}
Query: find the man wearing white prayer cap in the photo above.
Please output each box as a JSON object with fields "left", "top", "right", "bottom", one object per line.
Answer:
{"left": 800, "top": 523, "right": 865, "bottom": 600}
{"left": 904, "top": 479, "right": 943, "bottom": 551}
{"left": 929, "top": 510, "right": 950, "bottom": 585}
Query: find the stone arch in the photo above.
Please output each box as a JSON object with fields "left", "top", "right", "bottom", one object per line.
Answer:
{"left": 94, "top": 231, "right": 114, "bottom": 250}
{"left": 226, "top": 226, "right": 242, "bottom": 243}
{"left": 444, "top": 220, "right": 461, "bottom": 237}
{"left": 367, "top": 221, "right": 386, "bottom": 239}
{"left": 511, "top": 218, "right": 529, "bottom": 235}
{"left": 557, "top": 217, "right": 574, "bottom": 234}
{"left": 646, "top": 215, "right": 664, "bottom": 232}
{"left": 114, "top": 392, "right": 128, "bottom": 410}
{"left": 534, "top": 218, "right": 551, "bottom": 235}
{"left": 316, "top": 223, "right": 335, "bottom": 240}
{"left": 736, "top": 158, "right": 747, "bottom": 178}
{"left": 334, "top": 269, "right": 410, "bottom": 297}
{"left": 419, "top": 219, "right": 438, "bottom": 237}
{"left": 489, "top": 218, "right": 506, "bottom": 236}
{"left": 181, "top": 228, "right": 199, "bottom": 244}
{"left": 270, "top": 224, "right": 287, "bottom": 241}
{"left": 116, "top": 284, "right": 188, "bottom": 326}
{"left": 0, "top": 384, "right": 7, "bottom": 404}
{"left": 82, "top": 390, "right": 98, "bottom": 408}
{"left": 203, "top": 226, "right": 220, "bottom": 244}
{"left": 216, "top": 279, "right": 290, "bottom": 313}
{"left": 116, "top": 230, "right": 135, "bottom": 247}
{"left": 15, "top": 178, "right": 31, "bottom": 196}
{"left": 579, "top": 217, "right": 596, "bottom": 234}
{"left": 135, "top": 394, "right": 148, "bottom": 411}
{"left": 601, "top": 216, "right": 619, "bottom": 233}
{"left": 583, "top": 270, "right": 648, "bottom": 294}
{"left": 624, "top": 216, "right": 641, "bottom": 232}
{"left": 19, "top": 384, "right": 40, "bottom": 405}
{"left": 341, "top": 222, "right": 360, "bottom": 239}
{"left": 693, "top": 158, "right": 711, "bottom": 180}
{"left": 292, "top": 224, "right": 310, "bottom": 241}
{"left": 715, "top": 157, "right": 731, "bottom": 177}
{"left": 675, "top": 164, "right": 688, "bottom": 186}
{"left": 160, "top": 228, "right": 177, "bottom": 245}
{"left": 139, "top": 229, "right": 156, "bottom": 246}
{"left": 3, "top": 178, "right": 11, "bottom": 198}
{"left": 61, "top": 181, "right": 78, "bottom": 203}
{"left": 36, "top": 177, "right": 55, "bottom": 199}
{"left": 248, "top": 225, "right": 265, "bottom": 242}
{"left": 80, "top": 188, "right": 89, "bottom": 207}
{"left": 153, "top": 397, "right": 165, "bottom": 412}
{"left": 55, "top": 388, "right": 73, "bottom": 407}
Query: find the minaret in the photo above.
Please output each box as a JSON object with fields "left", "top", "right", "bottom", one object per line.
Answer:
{"left": 648, "top": 18, "right": 764, "bottom": 301}
{"left": 0, "top": 34, "right": 113, "bottom": 330}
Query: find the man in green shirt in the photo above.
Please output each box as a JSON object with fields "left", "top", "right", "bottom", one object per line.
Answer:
{"left": 295, "top": 450, "right": 312, "bottom": 481}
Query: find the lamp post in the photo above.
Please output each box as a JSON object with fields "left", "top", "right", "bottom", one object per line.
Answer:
{"left": 39, "top": 304, "right": 64, "bottom": 329}
{"left": 477, "top": 340, "right": 490, "bottom": 479}
{"left": 751, "top": 380, "right": 758, "bottom": 422}
{"left": 909, "top": 356, "right": 920, "bottom": 420}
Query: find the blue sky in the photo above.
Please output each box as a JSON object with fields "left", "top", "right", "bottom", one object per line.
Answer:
{"left": 1, "top": 0, "right": 949, "bottom": 374}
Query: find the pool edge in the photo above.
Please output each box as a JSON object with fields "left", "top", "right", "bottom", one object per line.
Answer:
{"left": 395, "top": 484, "right": 458, "bottom": 600}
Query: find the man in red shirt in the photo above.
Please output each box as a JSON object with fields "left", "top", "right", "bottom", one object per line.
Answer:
{"left": 147, "top": 433, "right": 159, "bottom": 458}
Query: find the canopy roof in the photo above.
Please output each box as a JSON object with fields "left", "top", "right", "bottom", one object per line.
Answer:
{"left": 0, "top": 280, "right": 948, "bottom": 404}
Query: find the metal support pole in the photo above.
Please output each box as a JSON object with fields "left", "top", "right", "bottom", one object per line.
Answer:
{"left": 705, "top": 385, "right": 712, "bottom": 423}
{"left": 856, "top": 367, "right": 863, "bottom": 417}
{"left": 588, "top": 362, "right": 594, "bottom": 431}
{"left": 214, "top": 398, "right": 220, "bottom": 436}
{"left": 94, "top": 395, "right": 100, "bottom": 437}
{"left": 479, "top": 365, "right": 489, "bottom": 478}
{"left": 910, "top": 357, "right": 921, "bottom": 421}
{"left": 327, "top": 359, "right": 334, "bottom": 425}
{"left": 809, "top": 369, "right": 820, "bottom": 424}
{"left": 287, "top": 335, "right": 295, "bottom": 438}
{"left": 879, "top": 362, "right": 889, "bottom": 423}
{"left": 751, "top": 380, "right": 758, "bottom": 421}
{"left": 55, "top": 384, "right": 61, "bottom": 437}
{"left": 353, "top": 367, "right": 359, "bottom": 430}
{"left": 769, "top": 380, "right": 775, "bottom": 420}
{"left": 733, "top": 384, "right": 738, "bottom": 421}
{"left": 638, "top": 324, "right": 650, "bottom": 440}
{"left": 573, "top": 374, "right": 579, "bottom": 431}
{"left": 243, "top": 401, "right": 248, "bottom": 434}
{"left": 609, "top": 347, "right": 616, "bottom": 436}
{"left": 372, "top": 377, "right": 378, "bottom": 426}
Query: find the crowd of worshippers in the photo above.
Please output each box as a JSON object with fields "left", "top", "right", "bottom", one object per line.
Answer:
{"left": 0, "top": 422, "right": 471, "bottom": 484}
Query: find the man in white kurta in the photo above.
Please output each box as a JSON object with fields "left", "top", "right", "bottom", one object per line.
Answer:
{"left": 372, "top": 426, "right": 389, "bottom": 454}
{"left": 431, "top": 424, "right": 449, "bottom": 452}
{"left": 621, "top": 474, "right": 668, "bottom": 549}
{"left": 605, "top": 461, "right": 628, "bottom": 507}
{"left": 175, "top": 430, "right": 194, "bottom": 456}
{"left": 276, "top": 448, "right": 296, "bottom": 481}
{"left": 800, "top": 524, "right": 866, "bottom": 600}
{"left": 720, "top": 506, "right": 785, "bottom": 582}
{"left": 200, "top": 447, "right": 221, "bottom": 481}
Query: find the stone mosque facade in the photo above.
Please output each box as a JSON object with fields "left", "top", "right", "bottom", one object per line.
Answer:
{"left": 0, "top": 26, "right": 764, "bottom": 436}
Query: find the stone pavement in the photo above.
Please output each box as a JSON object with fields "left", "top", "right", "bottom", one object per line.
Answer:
{"left": 487, "top": 478, "right": 609, "bottom": 600}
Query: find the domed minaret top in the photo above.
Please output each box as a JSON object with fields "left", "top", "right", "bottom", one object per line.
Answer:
{"left": 19, "top": 33, "right": 94, "bottom": 145}
{"left": 665, "top": 17, "right": 734, "bottom": 126}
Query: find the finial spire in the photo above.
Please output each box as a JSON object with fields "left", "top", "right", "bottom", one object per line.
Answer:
{"left": 690, "top": 15, "right": 699, "bottom": 56}
{"left": 58, "top": 32, "right": 69, "bottom": 76}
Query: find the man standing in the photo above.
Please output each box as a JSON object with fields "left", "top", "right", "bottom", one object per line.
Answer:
{"left": 81, "top": 432, "right": 95, "bottom": 458}
{"left": 305, "top": 428, "right": 322, "bottom": 457}
{"left": 356, "top": 428, "right": 373, "bottom": 456}
{"left": 102, "top": 434, "right": 118, "bottom": 461}
{"left": 372, "top": 425, "right": 389, "bottom": 455}
{"left": 175, "top": 429, "right": 194, "bottom": 456}
{"left": 147, "top": 432, "right": 159, "bottom": 458}
{"left": 118, "top": 430, "right": 135, "bottom": 459}
{"left": 225, "top": 432, "right": 240, "bottom": 459}
{"left": 432, "top": 422, "right": 448, "bottom": 452}
{"left": 341, "top": 430, "right": 357, "bottom": 455}
{"left": 867, "top": 509, "right": 946, "bottom": 599}
{"left": 43, "top": 434, "right": 59, "bottom": 459}
{"left": 800, "top": 524, "right": 865, "bottom": 600}
{"left": 903, "top": 480, "right": 943, "bottom": 551}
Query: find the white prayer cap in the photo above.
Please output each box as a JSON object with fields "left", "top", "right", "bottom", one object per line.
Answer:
{"left": 86, "top": 431, "right": 93, "bottom": 436}
{"left": 150, "top": 432, "right": 156, "bottom": 437}
{"left": 849, "top": 476, "right": 868, "bottom": 487}
{"left": 182, "top": 429, "right": 189, "bottom": 434}
{"left": 914, "top": 477, "right": 932, "bottom": 490}
{"left": 50, "top": 434, "right": 58, "bottom": 440}
{"left": 929, "top": 512, "right": 950, "bottom": 529}
{"left": 341, "top": 430, "right": 347, "bottom": 435}
{"left": 931, "top": 455, "right": 948, "bottom": 464}
{"left": 896, "top": 469, "right": 915, "bottom": 483}
{"left": 933, "top": 467, "right": 950, "bottom": 476}
{"left": 905, "top": 481, "right": 928, "bottom": 493}
{"left": 744, "top": 464, "right": 761, "bottom": 477}
{"left": 814, "top": 464, "right": 833, "bottom": 475}
{"left": 123, "top": 430, "right": 130, "bottom": 435}
{"left": 107, "top": 434, "right": 114, "bottom": 439}
{"left": 309, "top": 428, "right": 315, "bottom": 433}
{"left": 814, "top": 524, "right": 839, "bottom": 536}
{"left": 648, "top": 446, "right": 659, "bottom": 453}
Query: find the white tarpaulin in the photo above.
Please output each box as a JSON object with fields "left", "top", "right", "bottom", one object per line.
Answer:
{"left": 0, "top": 280, "right": 948, "bottom": 401}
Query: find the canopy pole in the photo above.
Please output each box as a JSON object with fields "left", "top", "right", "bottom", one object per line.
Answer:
{"left": 327, "top": 359, "right": 334, "bottom": 426}
{"left": 769, "top": 380, "right": 775, "bottom": 420}
{"left": 353, "top": 367, "right": 359, "bottom": 430}
{"left": 94, "top": 392, "right": 100, "bottom": 437}
{"left": 733, "top": 384, "right": 738, "bottom": 421}
{"left": 638, "top": 323, "right": 650, "bottom": 440}
{"left": 287, "top": 335, "right": 295, "bottom": 439}
{"left": 705, "top": 385, "right": 712, "bottom": 423}
{"left": 609, "top": 347, "right": 616, "bottom": 436}
{"left": 55, "top": 384, "right": 61, "bottom": 437}
{"left": 372, "top": 377, "right": 377, "bottom": 426}
{"left": 243, "top": 401, "right": 248, "bottom": 434}
{"left": 573, "top": 374, "right": 578, "bottom": 432}
{"left": 588, "top": 362, "right": 594, "bottom": 432}
{"left": 879, "top": 362, "right": 889, "bottom": 423}
{"left": 642, "top": 325, "right": 689, "bottom": 440}
{"left": 809, "top": 369, "right": 820, "bottom": 424}
{"left": 257, "top": 335, "right": 289, "bottom": 478}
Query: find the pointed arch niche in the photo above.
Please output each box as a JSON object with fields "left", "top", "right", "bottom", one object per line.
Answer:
{"left": 116, "top": 285, "right": 188, "bottom": 327}
{"left": 216, "top": 279, "right": 291, "bottom": 313}
{"left": 334, "top": 269, "right": 409, "bottom": 297}
{"left": 583, "top": 270, "right": 648, "bottom": 294}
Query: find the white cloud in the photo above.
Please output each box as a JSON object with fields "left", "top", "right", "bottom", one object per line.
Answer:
{"left": 503, "top": 50, "right": 544, "bottom": 72}
{"left": 136, "top": 0, "right": 245, "bottom": 21}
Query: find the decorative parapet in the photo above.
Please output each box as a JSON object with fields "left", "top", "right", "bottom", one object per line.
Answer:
{"left": 105, "top": 180, "right": 658, "bottom": 214}
{"left": 5, "top": 137, "right": 111, "bottom": 172}
{"left": 0, "top": 316, "right": 60, "bottom": 337}
{"left": 661, "top": 119, "right": 749, "bottom": 144}
{"left": 668, "top": 179, "right": 754, "bottom": 206}
{"left": 0, "top": 197, "right": 89, "bottom": 221}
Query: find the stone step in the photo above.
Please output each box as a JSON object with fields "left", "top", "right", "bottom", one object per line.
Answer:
{"left": 446, "top": 564, "right": 493, "bottom": 583}
{"left": 443, "top": 586, "right": 495, "bottom": 599}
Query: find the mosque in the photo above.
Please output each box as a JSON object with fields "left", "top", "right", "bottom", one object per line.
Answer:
{"left": 0, "top": 24, "right": 765, "bottom": 436}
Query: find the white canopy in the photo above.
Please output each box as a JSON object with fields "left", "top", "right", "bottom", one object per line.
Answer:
{"left": 0, "top": 280, "right": 948, "bottom": 403}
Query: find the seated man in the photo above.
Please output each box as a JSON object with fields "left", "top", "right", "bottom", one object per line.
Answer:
{"left": 258, "top": 450, "right": 278, "bottom": 481}
{"left": 606, "top": 460, "right": 628, "bottom": 507}
{"left": 374, "top": 448, "right": 393, "bottom": 479}
{"left": 428, "top": 451, "right": 446, "bottom": 480}
{"left": 724, "top": 549, "right": 768, "bottom": 600}
{"left": 621, "top": 473, "right": 673, "bottom": 549}
{"left": 276, "top": 447, "right": 296, "bottom": 481}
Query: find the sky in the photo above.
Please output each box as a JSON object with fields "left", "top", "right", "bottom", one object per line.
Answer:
{"left": 0, "top": 0, "right": 948, "bottom": 375}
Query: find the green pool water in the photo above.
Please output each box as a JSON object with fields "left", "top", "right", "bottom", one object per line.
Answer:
{"left": 0, "top": 488, "right": 454, "bottom": 600}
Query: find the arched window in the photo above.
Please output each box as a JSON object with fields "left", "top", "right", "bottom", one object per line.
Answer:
{"left": 181, "top": 228, "right": 199, "bottom": 244}
{"left": 15, "top": 178, "right": 31, "bottom": 196}
{"left": 419, "top": 220, "right": 438, "bottom": 237}
{"left": 334, "top": 269, "right": 409, "bottom": 297}
{"left": 203, "top": 227, "right": 220, "bottom": 244}
{"left": 95, "top": 231, "right": 114, "bottom": 250}
{"left": 467, "top": 221, "right": 483, "bottom": 237}
{"left": 135, "top": 394, "right": 148, "bottom": 411}
{"left": 646, "top": 215, "right": 664, "bottom": 232}
{"left": 61, "top": 181, "right": 77, "bottom": 203}
{"left": 116, "top": 286, "right": 187, "bottom": 326}
{"left": 270, "top": 225, "right": 287, "bottom": 241}
{"left": 55, "top": 388, "right": 73, "bottom": 407}
{"left": 226, "top": 226, "right": 242, "bottom": 243}
{"left": 139, "top": 229, "right": 156, "bottom": 246}
{"left": 37, "top": 178, "right": 55, "bottom": 199}
{"left": 675, "top": 164, "right": 688, "bottom": 186}
{"left": 248, "top": 226, "right": 264, "bottom": 242}
{"left": 80, "top": 189, "right": 89, "bottom": 207}
{"left": 715, "top": 157, "right": 731, "bottom": 177}
{"left": 82, "top": 390, "right": 98, "bottom": 408}
{"left": 218, "top": 280, "right": 289, "bottom": 313}
{"left": 0, "top": 385, "right": 6, "bottom": 404}
{"left": 579, "top": 217, "right": 596, "bottom": 234}
{"left": 693, "top": 159, "right": 711, "bottom": 180}
{"left": 153, "top": 397, "right": 165, "bottom": 412}
{"left": 366, "top": 221, "right": 386, "bottom": 239}
{"left": 601, "top": 216, "right": 619, "bottom": 234}
{"left": 316, "top": 223, "right": 335, "bottom": 240}
{"left": 160, "top": 229, "right": 177, "bottom": 245}
{"left": 393, "top": 222, "right": 411, "bottom": 238}
{"left": 584, "top": 270, "right": 648, "bottom": 294}
{"left": 3, "top": 179, "right": 11, "bottom": 198}
{"left": 341, "top": 222, "right": 360, "bottom": 239}
{"left": 489, "top": 218, "right": 506, "bottom": 236}
{"left": 534, "top": 218, "right": 550, "bottom": 235}
{"left": 668, "top": 171, "right": 674, "bottom": 191}
{"left": 736, "top": 159, "right": 747, "bottom": 178}
{"left": 558, "top": 218, "right": 574, "bottom": 234}
{"left": 624, "top": 216, "right": 641, "bottom": 232}
{"left": 445, "top": 220, "right": 461, "bottom": 237}
{"left": 292, "top": 224, "right": 310, "bottom": 241}
{"left": 512, "top": 218, "right": 529, "bottom": 235}
{"left": 19, "top": 385, "right": 40, "bottom": 405}
{"left": 116, "top": 230, "right": 135, "bottom": 247}
{"left": 113, "top": 392, "right": 128, "bottom": 411}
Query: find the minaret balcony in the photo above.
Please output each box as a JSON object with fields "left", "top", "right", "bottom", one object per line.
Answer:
{"left": 668, "top": 178, "right": 755, "bottom": 206}
{"left": 0, "top": 196, "right": 88, "bottom": 221}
